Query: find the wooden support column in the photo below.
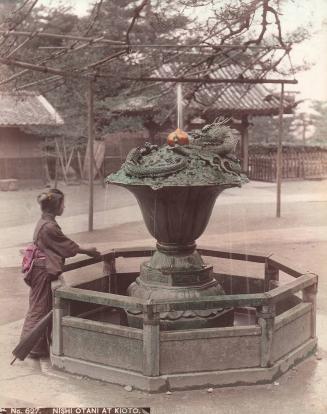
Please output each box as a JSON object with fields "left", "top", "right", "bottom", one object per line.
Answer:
{"left": 303, "top": 283, "right": 318, "bottom": 338}
{"left": 42, "top": 141, "right": 51, "bottom": 186}
{"left": 103, "top": 256, "right": 117, "bottom": 294}
{"left": 88, "top": 78, "right": 95, "bottom": 232}
{"left": 257, "top": 304, "right": 276, "bottom": 367}
{"left": 54, "top": 155, "right": 59, "bottom": 188}
{"left": 143, "top": 303, "right": 160, "bottom": 377}
{"left": 52, "top": 295, "right": 70, "bottom": 356}
{"left": 241, "top": 115, "right": 249, "bottom": 172}
{"left": 264, "top": 260, "right": 279, "bottom": 291}
{"left": 276, "top": 83, "right": 284, "bottom": 217}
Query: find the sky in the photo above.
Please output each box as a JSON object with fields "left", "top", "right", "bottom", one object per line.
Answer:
{"left": 279, "top": 0, "right": 327, "bottom": 102}
{"left": 38, "top": 0, "right": 327, "bottom": 102}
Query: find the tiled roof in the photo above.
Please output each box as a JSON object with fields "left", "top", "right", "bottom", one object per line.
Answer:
{"left": 0, "top": 91, "right": 64, "bottom": 126}
{"left": 156, "top": 63, "right": 296, "bottom": 116}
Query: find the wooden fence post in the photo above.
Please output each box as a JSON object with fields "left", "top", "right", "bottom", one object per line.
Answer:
{"left": 103, "top": 255, "right": 117, "bottom": 293}
{"left": 264, "top": 260, "right": 279, "bottom": 291}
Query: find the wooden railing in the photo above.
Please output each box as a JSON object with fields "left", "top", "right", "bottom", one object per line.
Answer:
{"left": 53, "top": 246, "right": 317, "bottom": 370}
{"left": 58, "top": 246, "right": 317, "bottom": 315}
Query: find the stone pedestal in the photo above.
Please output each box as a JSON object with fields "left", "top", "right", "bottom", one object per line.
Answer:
{"left": 127, "top": 241, "right": 233, "bottom": 330}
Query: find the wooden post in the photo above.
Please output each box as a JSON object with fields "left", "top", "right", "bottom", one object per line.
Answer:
{"left": 276, "top": 83, "right": 284, "bottom": 218}
{"left": 143, "top": 303, "right": 160, "bottom": 377}
{"left": 55, "top": 139, "right": 68, "bottom": 184}
{"left": 77, "top": 150, "right": 84, "bottom": 180}
{"left": 54, "top": 155, "right": 59, "bottom": 188}
{"left": 62, "top": 136, "right": 68, "bottom": 166}
{"left": 52, "top": 296, "right": 70, "bottom": 356}
{"left": 264, "top": 260, "right": 279, "bottom": 291}
{"left": 103, "top": 256, "right": 117, "bottom": 293}
{"left": 257, "top": 304, "right": 276, "bottom": 368}
{"left": 65, "top": 146, "right": 75, "bottom": 176}
{"left": 43, "top": 157, "right": 51, "bottom": 186}
{"left": 88, "top": 78, "right": 94, "bottom": 232}
{"left": 43, "top": 140, "right": 51, "bottom": 186}
{"left": 241, "top": 115, "right": 249, "bottom": 172}
{"left": 303, "top": 283, "right": 317, "bottom": 338}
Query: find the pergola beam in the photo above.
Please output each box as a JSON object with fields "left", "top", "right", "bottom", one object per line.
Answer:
{"left": 0, "top": 30, "right": 289, "bottom": 51}
{"left": 0, "top": 57, "right": 68, "bottom": 77}
{"left": 0, "top": 30, "right": 125, "bottom": 45}
{"left": 123, "top": 76, "right": 297, "bottom": 85}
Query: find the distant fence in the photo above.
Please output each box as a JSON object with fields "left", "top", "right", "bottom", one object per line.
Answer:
{"left": 248, "top": 147, "right": 327, "bottom": 182}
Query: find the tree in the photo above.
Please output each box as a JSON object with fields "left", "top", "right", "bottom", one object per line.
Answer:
{"left": 251, "top": 115, "right": 294, "bottom": 145}
{"left": 89, "top": 0, "right": 311, "bottom": 136}
{"left": 0, "top": 1, "right": 312, "bottom": 140}
{"left": 307, "top": 101, "right": 327, "bottom": 146}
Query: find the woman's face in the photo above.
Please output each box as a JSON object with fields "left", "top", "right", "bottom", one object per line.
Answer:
{"left": 57, "top": 199, "right": 65, "bottom": 216}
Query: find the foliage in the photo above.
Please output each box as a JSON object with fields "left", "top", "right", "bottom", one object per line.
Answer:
{"left": 309, "top": 101, "right": 327, "bottom": 146}
{"left": 251, "top": 99, "right": 327, "bottom": 147}
{"left": 101, "top": 115, "right": 144, "bottom": 134}
{"left": 251, "top": 115, "right": 294, "bottom": 144}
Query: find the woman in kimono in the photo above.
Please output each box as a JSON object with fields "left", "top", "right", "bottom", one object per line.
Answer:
{"left": 21, "top": 188, "right": 100, "bottom": 358}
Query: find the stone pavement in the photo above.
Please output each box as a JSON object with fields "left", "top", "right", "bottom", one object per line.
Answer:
{"left": 0, "top": 179, "right": 327, "bottom": 412}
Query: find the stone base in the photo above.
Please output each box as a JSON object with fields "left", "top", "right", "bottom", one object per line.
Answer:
{"left": 127, "top": 308, "right": 234, "bottom": 330}
{"left": 51, "top": 338, "right": 317, "bottom": 393}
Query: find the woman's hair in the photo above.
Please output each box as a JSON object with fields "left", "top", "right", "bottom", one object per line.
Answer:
{"left": 37, "top": 188, "right": 64, "bottom": 215}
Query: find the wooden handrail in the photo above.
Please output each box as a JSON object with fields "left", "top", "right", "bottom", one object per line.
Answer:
{"left": 59, "top": 247, "right": 317, "bottom": 313}
{"left": 55, "top": 286, "right": 145, "bottom": 312}
{"left": 198, "top": 247, "right": 268, "bottom": 263}
{"left": 63, "top": 246, "right": 272, "bottom": 273}
{"left": 110, "top": 246, "right": 156, "bottom": 258}
{"left": 55, "top": 270, "right": 317, "bottom": 312}
{"left": 266, "top": 273, "right": 318, "bottom": 304}
{"left": 63, "top": 255, "right": 103, "bottom": 272}
{"left": 63, "top": 247, "right": 156, "bottom": 273}
{"left": 266, "top": 255, "right": 307, "bottom": 278}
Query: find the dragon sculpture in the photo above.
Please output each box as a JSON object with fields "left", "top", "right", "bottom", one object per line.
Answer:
{"left": 124, "top": 119, "right": 241, "bottom": 177}
{"left": 107, "top": 119, "right": 247, "bottom": 189}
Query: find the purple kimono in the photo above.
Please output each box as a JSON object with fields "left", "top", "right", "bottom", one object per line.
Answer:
{"left": 20, "top": 213, "right": 79, "bottom": 356}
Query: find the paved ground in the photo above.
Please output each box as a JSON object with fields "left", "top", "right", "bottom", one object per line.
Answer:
{"left": 0, "top": 179, "right": 326, "bottom": 412}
